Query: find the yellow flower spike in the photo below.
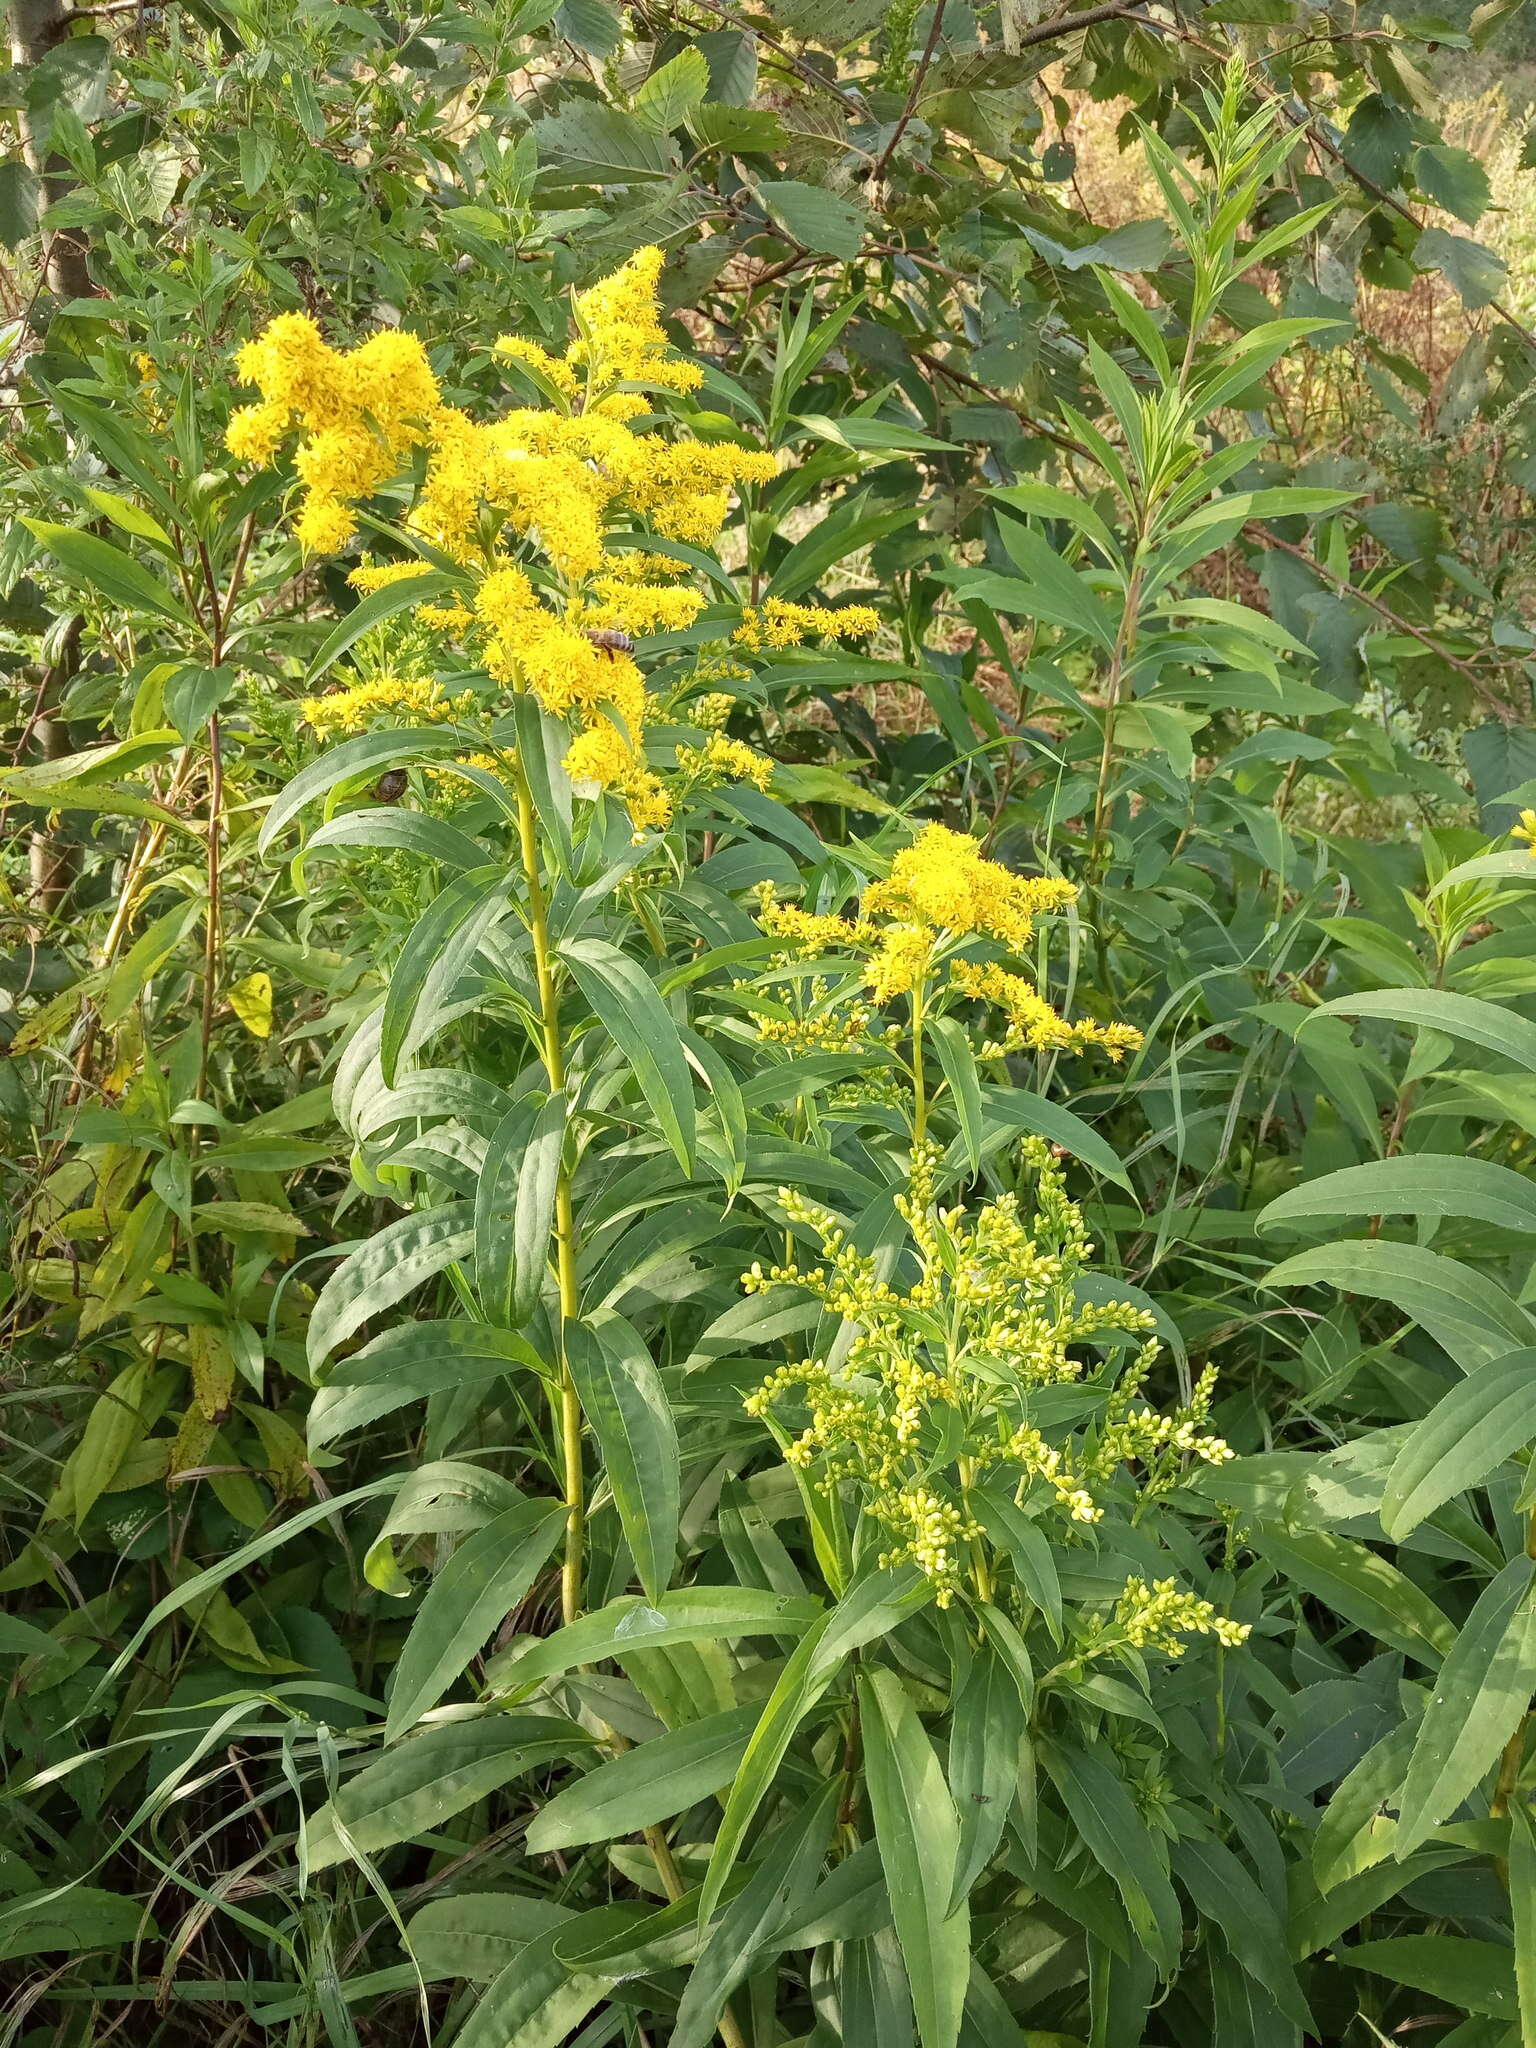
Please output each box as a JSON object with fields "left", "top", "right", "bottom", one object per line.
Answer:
{"left": 568, "top": 245, "right": 704, "bottom": 394}
{"left": 1514, "top": 807, "right": 1536, "bottom": 855}
{"left": 734, "top": 599, "right": 880, "bottom": 651}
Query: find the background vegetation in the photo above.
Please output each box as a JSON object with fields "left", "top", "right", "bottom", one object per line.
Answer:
{"left": 3, "top": 0, "right": 1536, "bottom": 2044}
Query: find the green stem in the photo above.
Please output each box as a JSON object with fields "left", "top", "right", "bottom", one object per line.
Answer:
{"left": 511, "top": 748, "right": 585, "bottom": 1626}
{"left": 910, "top": 977, "right": 928, "bottom": 1148}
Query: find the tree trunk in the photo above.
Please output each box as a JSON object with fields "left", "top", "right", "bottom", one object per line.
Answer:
{"left": 8, "top": 0, "right": 94, "bottom": 303}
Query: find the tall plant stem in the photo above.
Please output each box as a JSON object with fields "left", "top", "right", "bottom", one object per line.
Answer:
{"left": 511, "top": 750, "right": 585, "bottom": 1625}
{"left": 1087, "top": 560, "right": 1145, "bottom": 946}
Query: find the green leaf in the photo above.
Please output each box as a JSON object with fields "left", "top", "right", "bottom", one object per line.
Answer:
{"left": 1251, "top": 1525, "right": 1455, "bottom": 1665}
{"left": 566, "top": 1311, "right": 679, "bottom": 1606}
{"left": 1415, "top": 225, "right": 1508, "bottom": 309}
{"left": 861, "top": 1667, "right": 970, "bottom": 2048}
{"left": 561, "top": 936, "right": 696, "bottom": 1172}
{"left": 1262, "top": 1238, "right": 1536, "bottom": 1372}
{"left": 307, "top": 1204, "right": 475, "bottom": 1368}
{"left": 524, "top": 1703, "right": 757, "bottom": 1852}
{"left": 303, "top": 807, "right": 490, "bottom": 873}
{"left": 22, "top": 519, "right": 192, "bottom": 625}
{"left": 259, "top": 727, "right": 476, "bottom": 855}
{"left": 701, "top": 1568, "right": 929, "bottom": 1925}
{"left": 1308, "top": 986, "right": 1536, "bottom": 1073}
{"left": 1381, "top": 1352, "right": 1536, "bottom": 1539}
{"left": 476, "top": 1094, "right": 564, "bottom": 1329}
{"left": 951, "top": 537, "right": 1117, "bottom": 650}
{"left": 380, "top": 866, "right": 512, "bottom": 1087}
{"left": 309, "top": 1321, "right": 543, "bottom": 1450}
{"left": 1511, "top": 1803, "right": 1536, "bottom": 2047}
{"left": 930, "top": 1016, "right": 983, "bottom": 1171}
{"left": 946, "top": 1624, "right": 1028, "bottom": 1912}
{"left": 1346, "top": 1936, "right": 1517, "bottom": 2019}
{"left": 1172, "top": 1836, "right": 1311, "bottom": 2027}
{"left": 407, "top": 1894, "right": 574, "bottom": 1982}
{"left": 1395, "top": 1555, "right": 1536, "bottom": 1857}
{"left": 633, "top": 47, "right": 709, "bottom": 132}
{"left": 671, "top": 1783, "right": 838, "bottom": 2048}
{"left": 533, "top": 101, "right": 674, "bottom": 185}
{"left": 1257, "top": 1154, "right": 1536, "bottom": 1235}
{"left": 757, "top": 179, "right": 867, "bottom": 260}
{"left": 0, "top": 1886, "right": 149, "bottom": 1961}
{"left": 1038, "top": 1737, "right": 1182, "bottom": 1976}
{"left": 165, "top": 663, "right": 232, "bottom": 742}
{"left": 497, "top": 1586, "right": 825, "bottom": 1691}
{"left": 304, "top": 572, "right": 457, "bottom": 683}
{"left": 1413, "top": 144, "right": 1491, "bottom": 224}
{"left": 451, "top": 1914, "right": 613, "bottom": 2048}
{"left": 0, "top": 160, "right": 42, "bottom": 248}
{"left": 385, "top": 1499, "right": 566, "bottom": 1740}
{"left": 309, "top": 1714, "right": 589, "bottom": 1869}
{"left": 975, "top": 1086, "right": 1132, "bottom": 1191}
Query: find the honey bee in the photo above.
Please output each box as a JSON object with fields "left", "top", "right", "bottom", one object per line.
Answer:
{"left": 582, "top": 627, "right": 636, "bottom": 658}
{"left": 373, "top": 768, "right": 409, "bottom": 803}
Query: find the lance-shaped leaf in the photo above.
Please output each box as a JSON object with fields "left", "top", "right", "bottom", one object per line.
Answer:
{"left": 561, "top": 935, "right": 696, "bottom": 1171}
{"left": 525, "top": 1703, "right": 758, "bottom": 1852}
{"left": 23, "top": 518, "right": 192, "bottom": 625}
{"left": 566, "top": 1311, "right": 679, "bottom": 1605}
{"left": 1382, "top": 1351, "right": 1536, "bottom": 1539}
{"left": 1394, "top": 1556, "right": 1536, "bottom": 1858}
{"left": 1258, "top": 1154, "right": 1536, "bottom": 1236}
{"left": 860, "top": 1667, "right": 970, "bottom": 2048}
{"left": 476, "top": 1094, "right": 565, "bottom": 1329}
{"left": 385, "top": 1499, "right": 566, "bottom": 1740}
{"left": 380, "top": 867, "right": 513, "bottom": 1087}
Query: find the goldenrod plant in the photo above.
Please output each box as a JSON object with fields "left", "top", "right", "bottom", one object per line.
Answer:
{"left": 7, "top": 20, "right": 1536, "bottom": 2046}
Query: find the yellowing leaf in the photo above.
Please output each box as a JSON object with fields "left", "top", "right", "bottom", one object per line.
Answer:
{"left": 228, "top": 971, "right": 273, "bottom": 1038}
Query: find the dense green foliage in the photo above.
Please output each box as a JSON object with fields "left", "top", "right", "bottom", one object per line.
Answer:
{"left": 4, "top": 3, "right": 1536, "bottom": 2045}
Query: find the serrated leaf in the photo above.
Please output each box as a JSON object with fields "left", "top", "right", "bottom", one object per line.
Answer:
{"left": 633, "top": 47, "right": 709, "bottom": 132}
{"left": 758, "top": 179, "right": 867, "bottom": 261}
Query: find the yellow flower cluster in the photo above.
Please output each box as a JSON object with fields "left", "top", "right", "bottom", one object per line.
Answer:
{"left": 754, "top": 829, "right": 1135, "bottom": 1070}
{"left": 301, "top": 673, "right": 474, "bottom": 739}
{"left": 675, "top": 732, "right": 775, "bottom": 792}
{"left": 866, "top": 824, "right": 1076, "bottom": 947}
{"left": 227, "top": 317, "right": 441, "bottom": 552}
{"left": 951, "top": 959, "right": 1143, "bottom": 1062}
{"left": 1113, "top": 1576, "right": 1250, "bottom": 1657}
{"left": 227, "top": 250, "right": 782, "bottom": 827}
{"left": 734, "top": 600, "right": 882, "bottom": 651}
{"left": 744, "top": 1139, "right": 1218, "bottom": 1608}
{"left": 1514, "top": 808, "right": 1536, "bottom": 855}
{"left": 1090, "top": 1358, "right": 1235, "bottom": 1488}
